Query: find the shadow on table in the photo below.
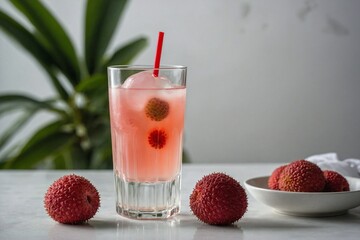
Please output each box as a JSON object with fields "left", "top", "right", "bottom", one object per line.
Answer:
{"left": 86, "top": 213, "right": 244, "bottom": 240}
{"left": 305, "top": 210, "right": 360, "bottom": 225}
{"left": 48, "top": 223, "right": 95, "bottom": 240}
{"left": 48, "top": 209, "right": 360, "bottom": 240}
{"left": 241, "top": 208, "right": 360, "bottom": 230}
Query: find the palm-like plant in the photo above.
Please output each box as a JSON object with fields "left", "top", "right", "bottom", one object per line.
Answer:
{"left": 0, "top": 0, "right": 148, "bottom": 169}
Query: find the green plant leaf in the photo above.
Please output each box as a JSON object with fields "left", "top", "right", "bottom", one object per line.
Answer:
{"left": 7, "top": 133, "right": 74, "bottom": 169}
{"left": 101, "top": 37, "right": 148, "bottom": 72}
{"left": 76, "top": 74, "right": 108, "bottom": 114}
{"left": 0, "top": 94, "right": 67, "bottom": 116}
{"left": 76, "top": 74, "right": 107, "bottom": 94}
{"left": 0, "top": 145, "right": 19, "bottom": 168}
{"left": 68, "top": 143, "right": 89, "bottom": 169}
{"left": 89, "top": 128, "right": 112, "bottom": 169}
{"left": 9, "top": 0, "right": 81, "bottom": 85}
{"left": 0, "top": 109, "right": 36, "bottom": 151}
{"left": 0, "top": 0, "right": 150, "bottom": 170}
{"left": 88, "top": 92, "right": 109, "bottom": 114}
{"left": 0, "top": 103, "right": 21, "bottom": 116}
{"left": 0, "top": 10, "right": 69, "bottom": 99}
{"left": 90, "top": 144, "right": 112, "bottom": 169}
{"left": 52, "top": 153, "right": 67, "bottom": 169}
{"left": 0, "top": 10, "right": 52, "bottom": 65}
{"left": 19, "top": 120, "right": 68, "bottom": 154}
{"left": 85, "top": 0, "right": 127, "bottom": 74}
{"left": 4, "top": 122, "right": 74, "bottom": 169}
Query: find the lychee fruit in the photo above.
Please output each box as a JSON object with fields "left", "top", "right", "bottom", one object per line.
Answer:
{"left": 145, "top": 97, "right": 169, "bottom": 121}
{"left": 44, "top": 174, "right": 100, "bottom": 224}
{"left": 148, "top": 129, "right": 167, "bottom": 149}
{"left": 323, "top": 170, "right": 350, "bottom": 192}
{"left": 190, "top": 173, "right": 248, "bottom": 225}
{"left": 268, "top": 164, "right": 287, "bottom": 190}
{"left": 278, "top": 160, "right": 325, "bottom": 192}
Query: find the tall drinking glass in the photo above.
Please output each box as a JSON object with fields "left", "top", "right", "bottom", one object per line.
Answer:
{"left": 108, "top": 65, "right": 187, "bottom": 219}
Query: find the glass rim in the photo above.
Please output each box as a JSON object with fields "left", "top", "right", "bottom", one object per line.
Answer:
{"left": 107, "top": 65, "right": 187, "bottom": 71}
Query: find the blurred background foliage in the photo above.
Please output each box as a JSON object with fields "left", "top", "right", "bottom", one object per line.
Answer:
{"left": 0, "top": 0, "right": 148, "bottom": 169}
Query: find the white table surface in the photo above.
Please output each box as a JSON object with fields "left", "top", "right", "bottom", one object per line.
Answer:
{"left": 1, "top": 163, "right": 360, "bottom": 240}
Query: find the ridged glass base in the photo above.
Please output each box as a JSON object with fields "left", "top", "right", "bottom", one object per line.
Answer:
{"left": 114, "top": 173, "right": 181, "bottom": 219}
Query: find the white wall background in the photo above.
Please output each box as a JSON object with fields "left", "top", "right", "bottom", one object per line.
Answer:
{"left": 1, "top": 0, "right": 360, "bottom": 163}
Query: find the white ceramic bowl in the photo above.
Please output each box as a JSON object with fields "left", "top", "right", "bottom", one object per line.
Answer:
{"left": 245, "top": 176, "right": 360, "bottom": 217}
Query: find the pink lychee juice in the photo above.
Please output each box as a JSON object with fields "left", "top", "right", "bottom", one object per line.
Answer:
{"left": 108, "top": 68, "right": 187, "bottom": 218}
{"left": 109, "top": 72, "right": 186, "bottom": 181}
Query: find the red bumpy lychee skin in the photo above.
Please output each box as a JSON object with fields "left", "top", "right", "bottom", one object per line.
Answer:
{"left": 323, "top": 170, "right": 350, "bottom": 192}
{"left": 148, "top": 129, "right": 167, "bottom": 149}
{"left": 145, "top": 97, "right": 169, "bottom": 121}
{"left": 190, "top": 173, "right": 248, "bottom": 225}
{"left": 278, "top": 160, "right": 325, "bottom": 192}
{"left": 44, "top": 174, "right": 100, "bottom": 224}
{"left": 268, "top": 165, "right": 287, "bottom": 190}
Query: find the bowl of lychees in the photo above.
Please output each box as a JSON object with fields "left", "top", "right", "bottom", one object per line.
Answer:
{"left": 245, "top": 159, "right": 360, "bottom": 217}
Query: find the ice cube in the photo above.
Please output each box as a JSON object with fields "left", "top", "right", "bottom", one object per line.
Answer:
{"left": 122, "top": 71, "right": 172, "bottom": 89}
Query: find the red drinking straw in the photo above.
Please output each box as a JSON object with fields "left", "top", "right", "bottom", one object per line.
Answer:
{"left": 153, "top": 31, "right": 164, "bottom": 77}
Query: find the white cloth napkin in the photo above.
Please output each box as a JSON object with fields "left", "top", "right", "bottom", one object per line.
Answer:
{"left": 306, "top": 152, "right": 360, "bottom": 178}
